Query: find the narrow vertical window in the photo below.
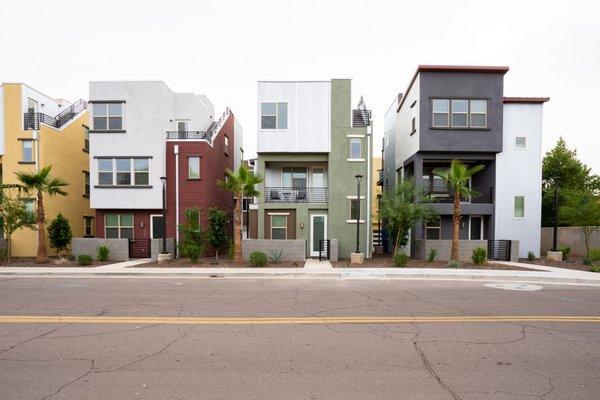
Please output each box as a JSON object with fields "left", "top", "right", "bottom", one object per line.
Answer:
{"left": 224, "top": 135, "right": 229, "bottom": 155}
{"left": 98, "top": 159, "right": 113, "bottom": 185}
{"left": 115, "top": 159, "right": 132, "bottom": 185}
{"left": 84, "top": 216, "right": 94, "bottom": 237}
{"left": 451, "top": 99, "right": 468, "bottom": 127}
{"left": 83, "top": 126, "right": 89, "bottom": 152}
{"left": 469, "top": 100, "right": 488, "bottom": 127}
{"left": 83, "top": 171, "right": 90, "bottom": 196}
{"left": 188, "top": 157, "right": 200, "bottom": 179}
{"left": 21, "top": 140, "right": 34, "bottom": 162}
{"left": 432, "top": 99, "right": 450, "bottom": 127}
{"left": 349, "top": 138, "right": 363, "bottom": 159}
{"left": 514, "top": 196, "right": 525, "bottom": 218}
{"left": 134, "top": 159, "right": 149, "bottom": 185}
{"left": 349, "top": 199, "right": 360, "bottom": 220}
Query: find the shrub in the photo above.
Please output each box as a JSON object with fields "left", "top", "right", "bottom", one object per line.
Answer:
{"left": 589, "top": 248, "right": 600, "bottom": 263}
{"left": 590, "top": 264, "right": 600, "bottom": 273}
{"left": 206, "top": 208, "right": 229, "bottom": 260}
{"left": 179, "top": 209, "right": 205, "bottom": 263}
{"left": 97, "top": 246, "right": 110, "bottom": 262}
{"left": 77, "top": 254, "right": 93, "bottom": 266}
{"left": 446, "top": 260, "right": 462, "bottom": 268}
{"left": 527, "top": 251, "right": 536, "bottom": 261}
{"left": 471, "top": 247, "right": 487, "bottom": 265}
{"left": 393, "top": 251, "right": 409, "bottom": 267}
{"left": 249, "top": 251, "right": 267, "bottom": 267}
{"left": 583, "top": 256, "right": 592, "bottom": 266}
{"left": 48, "top": 213, "right": 72, "bottom": 258}
{"left": 427, "top": 248, "right": 437, "bottom": 262}
{"left": 558, "top": 245, "right": 571, "bottom": 260}
{"left": 267, "top": 249, "right": 283, "bottom": 264}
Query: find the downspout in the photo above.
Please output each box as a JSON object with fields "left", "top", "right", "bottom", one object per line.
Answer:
{"left": 366, "top": 120, "right": 372, "bottom": 259}
{"left": 174, "top": 144, "right": 180, "bottom": 257}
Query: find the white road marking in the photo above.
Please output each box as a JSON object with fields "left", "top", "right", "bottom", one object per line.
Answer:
{"left": 485, "top": 283, "right": 543, "bottom": 291}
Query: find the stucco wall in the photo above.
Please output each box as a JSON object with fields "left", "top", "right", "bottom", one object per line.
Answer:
{"left": 242, "top": 239, "right": 306, "bottom": 261}
{"left": 72, "top": 238, "right": 129, "bottom": 261}
{"left": 541, "top": 227, "right": 600, "bottom": 257}
{"left": 415, "top": 240, "right": 488, "bottom": 262}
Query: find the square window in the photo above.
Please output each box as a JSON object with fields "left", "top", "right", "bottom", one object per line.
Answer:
{"left": 106, "top": 214, "right": 119, "bottom": 227}
{"left": 432, "top": 99, "right": 449, "bottom": 127}
{"left": 260, "top": 102, "right": 287, "bottom": 130}
{"left": 277, "top": 102, "right": 288, "bottom": 129}
{"left": 469, "top": 100, "right": 487, "bottom": 128}
{"left": 425, "top": 220, "right": 441, "bottom": 240}
{"left": 514, "top": 196, "right": 525, "bottom": 218}
{"left": 270, "top": 215, "right": 287, "bottom": 239}
{"left": 515, "top": 136, "right": 527, "bottom": 149}
{"left": 261, "top": 115, "right": 276, "bottom": 129}
{"left": 93, "top": 103, "right": 123, "bottom": 130}
{"left": 188, "top": 157, "right": 200, "bottom": 179}
{"left": 98, "top": 159, "right": 113, "bottom": 185}
{"left": 349, "top": 138, "right": 362, "bottom": 159}
{"left": 134, "top": 159, "right": 149, "bottom": 185}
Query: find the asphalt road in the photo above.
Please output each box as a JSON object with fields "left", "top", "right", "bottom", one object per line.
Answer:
{"left": 0, "top": 277, "right": 599, "bottom": 399}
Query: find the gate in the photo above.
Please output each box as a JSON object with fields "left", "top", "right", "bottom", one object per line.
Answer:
{"left": 128, "top": 238, "right": 151, "bottom": 259}
{"left": 488, "top": 240, "right": 511, "bottom": 261}
{"left": 318, "top": 239, "right": 330, "bottom": 261}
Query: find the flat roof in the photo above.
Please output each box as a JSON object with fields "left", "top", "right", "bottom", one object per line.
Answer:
{"left": 503, "top": 97, "right": 550, "bottom": 104}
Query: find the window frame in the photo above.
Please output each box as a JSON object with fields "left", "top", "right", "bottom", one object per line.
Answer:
{"left": 115, "top": 158, "right": 132, "bottom": 186}
{"left": 92, "top": 102, "right": 124, "bottom": 131}
{"left": 83, "top": 125, "right": 90, "bottom": 152}
{"left": 348, "top": 138, "right": 363, "bottom": 160}
{"left": 21, "top": 139, "right": 34, "bottom": 163}
{"left": 425, "top": 219, "right": 441, "bottom": 240}
{"left": 188, "top": 156, "right": 200, "bottom": 179}
{"left": 431, "top": 98, "right": 489, "bottom": 129}
{"left": 432, "top": 99, "right": 450, "bottom": 128}
{"left": 23, "top": 198, "right": 36, "bottom": 221}
{"left": 514, "top": 196, "right": 525, "bottom": 219}
{"left": 83, "top": 171, "right": 90, "bottom": 196}
{"left": 469, "top": 99, "right": 488, "bottom": 128}
{"left": 514, "top": 136, "right": 527, "bottom": 149}
{"left": 224, "top": 135, "right": 229, "bottom": 155}
{"left": 270, "top": 214, "right": 287, "bottom": 240}
{"left": 84, "top": 216, "right": 94, "bottom": 237}
{"left": 347, "top": 197, "right": 365, "bottom": 223}
{"left": 133, "top": 158, "right": 149, "bottom": 186}
{"left": 105, "top": 213, "right": 134, "bottom": 239}
{"left": 260, "top": 102, "right": 288, "bottom": 130}
{"left": 96, "top": 157, "right": 151, "bottom": 187}
{"left": 451, "top": 99, "right": 469, "bottom": 128}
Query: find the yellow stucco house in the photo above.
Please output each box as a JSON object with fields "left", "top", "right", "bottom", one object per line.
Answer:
{"left": 0, "top": 83, "right": 93, "bottom": 257}
{"left": 372, "top": 156, "right": 382, "bottom": 245}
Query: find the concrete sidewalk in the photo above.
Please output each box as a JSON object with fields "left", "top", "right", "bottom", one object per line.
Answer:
{"left": 0, "top": 258, "right": 599, "bottom": 286}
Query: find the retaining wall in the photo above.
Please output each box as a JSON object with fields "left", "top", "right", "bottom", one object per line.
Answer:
{"left": 541, "top": 227, "right": 600, "bottom": 256}
{"left": 72, "top": 238, "right": 129, "bottom": 261}
{"left": 242, "top": 239, "right": 306, "bottom": 261}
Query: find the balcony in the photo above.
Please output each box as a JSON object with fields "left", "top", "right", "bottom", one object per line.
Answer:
{"left": 166, "top": 130, "right": 212, "bottom": 142}
{"left": 422, "top": 185, "right": 493, "bottom": 203}
{"left": 24, "top": 99, "right": 87, "bottom": 130}
{"left": 265, "top": 187, "right": 328, "bottom": 203}
{"left": 352, "top": 108, "right": 372, "bottom": 127}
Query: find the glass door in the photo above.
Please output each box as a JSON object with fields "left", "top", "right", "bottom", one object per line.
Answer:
{"left": 469, "top": 216, "right": 483, "bottom": 240}
{"left": 310, "top": 214, "right": 327, "bottom": 257}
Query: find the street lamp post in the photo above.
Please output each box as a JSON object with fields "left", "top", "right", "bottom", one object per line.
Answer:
{"left": 377, "top": 193, "right": 382, "bottom": 246}
{"left": 160, "top": 176, "right": 167, "bottom": 254}
{"left": 552, "top": 177, "right": 560, "bottom": 252}
{"left": 355, "top": 175, "right": 363, "bottom": 253}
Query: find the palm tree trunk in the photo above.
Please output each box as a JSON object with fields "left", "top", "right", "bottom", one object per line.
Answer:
{"left": 233, "top": 193, "right": 243, "bottom": 265}
{"left": 35, "top": 191, "right": 48, "bottom": 264}
{"left": 451, "top": 191, "right": 461, "bottom": 262}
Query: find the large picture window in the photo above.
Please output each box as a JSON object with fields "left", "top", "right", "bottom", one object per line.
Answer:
{"left": 270, "top": 215, "right": 287, "bottom": 239}
{"left": 97, "top": 158, "right": 151, "bottom": 187}
{"left": 105, "top": 214, "right": 133, "bottom": 239}
{"left": 260, "top": 102, "right": 288, "bottom": 130}
{"left": 432, "top": 99, "right": 488, "bottom": 128}
{"left": 93, "top": 103, "right": 123, "bottom": 131}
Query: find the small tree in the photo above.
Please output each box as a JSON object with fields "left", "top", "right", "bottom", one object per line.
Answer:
{"left": 560, "top": 190, "right": 600, "bottom": 256}
{"left": 48, "top": 213, "right": 72, "bottom": 258}
{"left": 178, "top": 208, "right": 205, "bottom": 263}
{"left": 0, "top": 188, "right": 36, "bottom": 262}
{"left": 379, "top": 179, "right": 437, "bottom": 254}
{"left": 206, "top": 207, "right": 229, "bottom": 261}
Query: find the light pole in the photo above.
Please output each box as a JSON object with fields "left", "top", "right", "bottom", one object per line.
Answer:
{"left": 377, "top": 193, "right": 382, "bottom": 246}
{"left": 355, "top": 175, "right": 363, "bottom": 253}
{"left": 552, "top": 177, "right": 560, "bottom": 251}
{"left": 160, "top": 176, "right": 167, "bottom": 254}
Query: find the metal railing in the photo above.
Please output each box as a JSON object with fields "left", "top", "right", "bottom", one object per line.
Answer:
{"left": 319, "top": 239, "right": 330, "bottom": 261}
{"left": 488, "top": 240, "right": 511, "bottom": 261}
{"left": 166, "top": 130, "right": 213, "bottom": 142}
{"left": 422, "top": 185, "right": 494, "bottom": 203}
{"left": 352, "top": 108, "right": 371, "bottom": 127}
{"left": 24, "top": 99, "right": 87, "bottom": 130}
{"left": 264, "top": 187, "right": 328, "bottom": 203}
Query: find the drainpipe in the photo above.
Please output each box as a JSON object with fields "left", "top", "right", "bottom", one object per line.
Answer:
{"left": 174, "top": 145, "right": 180, "bottom": 257}
{"left": 366, "top": 120, "right": 372, "bottom": 259}
{"left": 32, "top": 130, "right": 39, "bottom": 172}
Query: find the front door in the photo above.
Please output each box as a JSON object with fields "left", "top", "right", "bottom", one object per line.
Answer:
{"left": 310, "top": 214, "right": 327, "bottom": 257}
{"left": 151, "top": 215, "right": 165, "bottom": 239}
{"left": 469, "top": 216, "right": 483, "bottom": 240}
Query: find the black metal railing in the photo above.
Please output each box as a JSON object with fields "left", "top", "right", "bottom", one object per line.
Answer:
{"left": 24, "top": 99, "right": 87, "bottom": 130}
{"left": 352, "top": 108, "right": 371, "bottom": 127}
{"left": 265, "top": 187, "right": 328, "bottom": 203}
{"left": 488, "top": 240, "right": 511, "bottom": 261}
{"left": 166, "top": 130, "right": 213, "bottom": 142}
{"left": 422, "top": 185, "right": 493, "bottom": 203}
{"left": 319, "top": 239, "right": 330, "bottom": 261}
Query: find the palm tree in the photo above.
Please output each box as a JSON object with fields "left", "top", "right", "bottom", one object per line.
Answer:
{"left": 433, "top": 160, "right": 484, "bottom": 261}
{"left": 218, "top": 165, "right": 262, "bottom": 265}
{"left": 14, "top": 166, "right": 69, "bottom": 263}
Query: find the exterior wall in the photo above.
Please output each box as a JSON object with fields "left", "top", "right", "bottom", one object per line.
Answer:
{"left": 415, "top": 239, "right": 488, "bottom": 261}
{"left": 95, "top": 209, "right": 162, "bottom": 240}
{"left": 242, "top": 239, "right": 306, "bottom": 261}
{"left": 395, "top": 78, "right": 420, "bottom": 170}
{"left": 1, "top": 83, "right": 92, "bottom": 257}
{"left": 383, "top": 94, "right": 400, "bottom": 193}
{"left": 72, "top": 238, "right": 129, "bottom": 261}
{"left": 371, "top": 157, "right": 382, "bottom": 231}
{"left": 495, "top": 103, "right": 543, "bottom": 257}
{"left": 328, "top": 79, "right": 370, "bottom": 259}
{"left": 233, "top": 117, "right": 243, "bottom": 170}
{"left": 257, "top": 81, "right": 331, "bottom": 153}
{"left": 0, "top": 86, "right": 4, "bottom": 155}
{"left": 418, "top": 71, "right": 505, "bottom": 153}
{"left": 541, "top": 227, "right": 600, "bottom": 257}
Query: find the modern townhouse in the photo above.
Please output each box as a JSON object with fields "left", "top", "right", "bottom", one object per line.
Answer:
{"left": 383, "top": 65, "right": 548, "bottom": 260}
{"left": 250, "top": 79, "right": 373, "bottom": 260}
{"left": 88, "top": 81, "right": 241, "bottom": 259}
{"left": 0, "top": 83, "right": 92, "bottom": 257}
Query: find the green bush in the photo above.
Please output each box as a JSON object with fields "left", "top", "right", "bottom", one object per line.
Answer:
{"left": 446, "top": 260, "right": 462, "bottom": 268}
{"left": 48, "top": 213, "right": 72, "bottom": 258}
{"left": 427, "top": 248, "right": 437, "bottom": 262}
{"left": 97, "top": 246, "right": 110, "bottom": 262}
{"left": 583, "top": 256, "right": 592, "bottom": 266}
{"left": 588, "top": 248, "right": 600, "bottom": 263}
{"left": 178, "top": 209, "right": 205, "bottom": 263}
{"left": 471, "top": 247, "right": 487, "bottom": 265}
{"left": 249, "top": 251, "right": 267, "bottom": 267}
{"left": 527, "top": 251, "right": 536, "bottom": 261}
{"left": 558, "top": 245, "right": 571, "bottom": 260}
{"left": 393, "top": 251, "right": 409, "bottom": 267}
{"left": 590, "top": 264, "right": 600, "bottom": 273}
{"left": 77, "top": 254, "right": 93, "bottom": 266}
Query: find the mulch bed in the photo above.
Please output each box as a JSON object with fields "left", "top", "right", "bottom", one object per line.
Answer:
{"left": 0, "top": 257, "right": 109, "bottom": 268}
{"left": 332, "top": 255, "right": 533, "bottom": 271}
{"left": 520, "top": 257, "right": 598, "bottom": 272}
{"left": 132, "top": 257, "right": 303, "bottom": 268}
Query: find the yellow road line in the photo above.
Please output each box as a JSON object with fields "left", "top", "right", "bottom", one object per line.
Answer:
{"left": 0, "top": 315, "right": 598, "bottom": 325}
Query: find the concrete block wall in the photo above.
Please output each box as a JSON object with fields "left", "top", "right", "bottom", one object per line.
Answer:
{"left": 541, "top": 227, "right": 600, "bottom": 257}
{"left": 151, "top": 239, "right": 175, "bottom": 262}
{"left": 72, "top": 238, "right": 129, "bottom": 261}
{"left": 242, "top": 239, "right": 306, "bottom": 261}
{"left": 415, "top": 240, "right": 488, "bottom": 262}
{"left": 329, "top": 239, "right": 339, "bottom": 262}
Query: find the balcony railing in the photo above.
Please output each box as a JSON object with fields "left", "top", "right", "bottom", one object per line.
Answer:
{"left": 166, "top": 130, "right": 212, "bottom": 142}
{"left": 265, "top": 187, "right": 328, "bottom": 203}
{"left": 24, "top": 99, "right": 87, "bottom": 130}
{"left": 422, "top": 186, "right": 493, "bottom": 203}
{"left": 352, "top": 108, "right": 372, "bottom": 127}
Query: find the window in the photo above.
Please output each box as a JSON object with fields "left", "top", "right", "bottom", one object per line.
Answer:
{"left": 83, "top": 171, "right": 90, "bottom": 196}
{"left": 349, "top": 199, "right": 360, "bottom": 220}
{"left": 105, "top": 214, "right": 133, "bottom": 239}
{"left": 260, "top": 102, "right": 288, "bottom": 130}
{"left": 188, "top": 157, "right": 200, "bottom": 179}
{"left": 23, "top": 199, "right": 35, "bottom": 220}
{"left": 411, "top": 117, "right": 416, "bottom": 134}
{"left": 98, "top": 158, "right": 113, "bottom": 185}
{"left": 451, "top": 99, "right": 468, "bottom": 128}
{"left": 134, "top": 159, "right": 149, "bottom": 185}
{"left": 93, "top": 103, "right": 123, "bottom": 130}
{"left": 432, "top": 99, "right": 488, "bottom": 128}
{"left": 349, "top": 138, "right": 362, "bottom": 159}
{"left": 83, "top": 126, "right": 89, "bottom": 152}
{"left": 282, "top": 167, "right": 307, "bottom": 189}
{"left": 21, "top": 140, "right": 34, "bottom": 162}
{"left": 176, "top": 121, "right": 188, "bottom": 132}
{"left": 224, "top": 135, "right": 229, "bottom": 154}
{"left": 425, "top": 220, "right": 441, "bottom": 240}
{"left": 84, "top": 216, "right": 94, "bottom": 237}
{"left": 270, "top": 215, "right": 287, "bottom": 239}
{"left": 116, "top": 159, "right": 131, "bottom": 185}
{"left": 432, "top": 99, "right": 450, "bottom": 127}
{"left": 514, "top": 196, "right": 525, "bottom": 218}
{"left": 27, "top": 98, "right": 38, "bottom": 114}
{"left": 515, "top": 136, "right": 527, "bottom": 149}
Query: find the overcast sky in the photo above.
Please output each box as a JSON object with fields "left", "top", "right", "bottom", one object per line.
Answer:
{"left": 2, "top": 0, "right": 599, "bottom": 172}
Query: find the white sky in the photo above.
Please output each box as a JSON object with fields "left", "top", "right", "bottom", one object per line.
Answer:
{"left": 1, "top": 0, "right": 599, "bottom": 172}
